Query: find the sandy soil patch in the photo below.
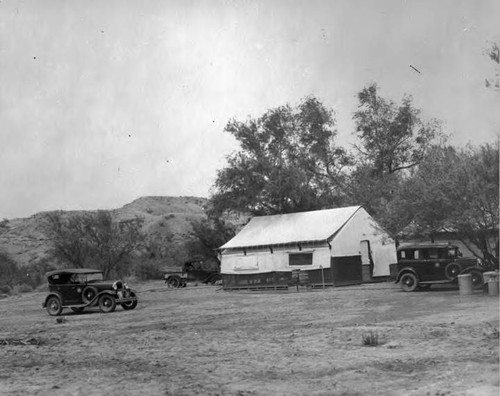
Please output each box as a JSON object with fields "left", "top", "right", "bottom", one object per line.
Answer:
{"left": 0, "top": 282, "right": 498, "bottom": 395}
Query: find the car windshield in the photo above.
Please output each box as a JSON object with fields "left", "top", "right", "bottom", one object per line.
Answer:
{"left": 85, "top": 272, "right": 104, "bottom": 282}
{"left": 69, "top": 272, "right": 103, "bottom": 283}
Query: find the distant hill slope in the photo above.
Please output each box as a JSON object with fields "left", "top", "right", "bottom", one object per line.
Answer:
{"left": 0, "top": 196, "right": 215, "bottom": 270}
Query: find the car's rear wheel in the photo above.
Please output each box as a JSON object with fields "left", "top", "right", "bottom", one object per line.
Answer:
{"left": 167, "top": 277, "right": 180, "bottom": 288}
{"left": 70, "top": 307, "right": 85, "bottom": 314}
{"left": 46, "top": 296, "right": 63, "bottom": 316}
{"left": 445, "top": 262, "right": 461, "bottom": 280}
{"left": 98, "top": 294, "right": 116, "bottom": 313}
{"left": 400, "top": 273, "right": 418, "bottom": 292}
{"left": 469, "top": 269, "right": 484, "bottom": 290}
{"left": 121, "top": 291, "right": 138, "bottom": 310}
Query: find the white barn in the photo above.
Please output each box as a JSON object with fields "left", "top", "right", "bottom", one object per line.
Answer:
{"left": 219, "top": 206, "right": 397, "bottom": 289}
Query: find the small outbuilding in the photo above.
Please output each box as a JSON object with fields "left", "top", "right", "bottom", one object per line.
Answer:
{"left": 219, "top": 206, "right": 397, "bottom": 290}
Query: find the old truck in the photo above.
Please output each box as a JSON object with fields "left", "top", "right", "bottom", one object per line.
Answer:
{"left": 164, "top": 257, "right": 222, "bottom": 288}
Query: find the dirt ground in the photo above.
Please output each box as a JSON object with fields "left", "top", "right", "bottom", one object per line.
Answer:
{"left": 0, "top": 281, "right": 498, "bottom": 396}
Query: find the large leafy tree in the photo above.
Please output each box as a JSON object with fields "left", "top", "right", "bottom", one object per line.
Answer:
{"left": 385, "top": 144, "right": 499, "bottom": 269}
{"left": 485, "top": 42, "right": 499, "bottom": 92}
{"left": 189, "top": 216, "right": 236, "bottom": 263}
{"left": 353, "top": 83, "right": 442, "bottom": 175}
{"left": 347, "top": 83, "right": 443, "bottom": 221}
{"left": 211, "top": 96, "right": 351, "bottom": 215}
{"left": 0, "top": 250, "right": 20, "bottom": 289}
{"left": 45, "top": 210, "right": 145, "bottom": 277}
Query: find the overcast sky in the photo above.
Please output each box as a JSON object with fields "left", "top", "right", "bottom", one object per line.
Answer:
{"left": 0, "top": 0, "right": 499, "bottom": 219}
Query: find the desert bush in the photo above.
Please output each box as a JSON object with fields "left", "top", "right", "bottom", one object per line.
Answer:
{"left": 44, "top": 210, "right": 145, "bottom": 278}
{"left": 0, "top": 285, "right": 11, "bottom": 295}
{"left": 134, "top": 261, "right": 164, "bottom": 281}
{"left": 11, "top": 283, "right": 33, "bottom": 295}
{"left": 24, "top": 258, "right": 57, "bottom": 289}
{"left": 362, "top": 330, "right": 379, "bottom": 346}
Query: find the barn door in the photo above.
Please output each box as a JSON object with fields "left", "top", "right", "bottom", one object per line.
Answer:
{"left": 330, "top": 256, "right": 363, "bottom": 286}
{"left": 360, "top": 240, "right": 374, "bottom": 282}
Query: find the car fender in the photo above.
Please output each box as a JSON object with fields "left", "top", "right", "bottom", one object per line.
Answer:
{"left": 164, "top": 275, "right": 181, "bottom": 283}
{"left": 458, "top": 266, "right": 483, "bottom": 275}
{"left": 80, "top": 290, "right": 114, "bottom": 306}
{"left": 395, "top": 268, "right": 419, "bottom": 284}
{"left": 96, "top": 290, "right": 115, "bottom": 298}
{"left": 42, "top": 292, "right": 62, "bottom": 308}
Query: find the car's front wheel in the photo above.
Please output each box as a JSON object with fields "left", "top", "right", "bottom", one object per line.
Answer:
{"left": 121, "top": 291, "right": 138, "bottom": 310}
{"left": 46, "top": 296, "right": 63, "bottom": 316}
{"left": 98, "top": 294, "right": 116, "bottom": 313}
{"left": 469, "top": 269, "right": 484, "bottom": 290}
{"left": 400, "top": 273, "right": 419, "bottom": 292}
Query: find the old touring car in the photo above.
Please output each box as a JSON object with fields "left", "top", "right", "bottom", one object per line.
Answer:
{"left": 42, "top": 268, "right": 138, "bottom": 316}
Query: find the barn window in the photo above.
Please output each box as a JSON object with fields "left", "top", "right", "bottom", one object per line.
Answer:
{"left": 289, "top": 252, "right": 313, "bottom": 266}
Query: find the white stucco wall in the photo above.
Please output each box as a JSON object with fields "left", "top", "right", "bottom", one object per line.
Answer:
{"left": 221, "top": 245, "right": 332, "bottom": 275}
{"left": 330, "top": 208, "right": 396, "bottom": 276}
{"left": 221, "top": 207, "right": 397, "bottom": 277}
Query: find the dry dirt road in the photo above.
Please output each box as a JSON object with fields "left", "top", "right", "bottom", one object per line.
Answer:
{"left": 0, "top": 282, "right": 498, "bottom": 396}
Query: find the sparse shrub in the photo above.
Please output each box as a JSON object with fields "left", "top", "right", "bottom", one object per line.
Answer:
{"left": 135, "top": 261, "right": 163, "bottom": 281}
{"left": 145, "top": 208, "right": 153, "bottom": 214}
{"left": 483, "top": 323, "right": 500, "bottom": 339}
{"left": 0, "top": 285, "right": 11, "bottom": 295}
{"left": 11, "top": 283, "right": 33, "bottom": 295}
{"left": 362, "top": 330, "right": 379, "bottom": 346}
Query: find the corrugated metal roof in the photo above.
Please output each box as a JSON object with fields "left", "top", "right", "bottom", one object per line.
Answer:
{"left": 220, "top": 206, "right": 361, "bottom": 249}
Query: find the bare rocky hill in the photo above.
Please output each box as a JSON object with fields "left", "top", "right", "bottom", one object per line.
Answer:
{"left": 0, "top": 196, "right": 221, "bottom": 270}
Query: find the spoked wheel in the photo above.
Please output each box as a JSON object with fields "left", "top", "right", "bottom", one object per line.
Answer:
{"left": 445, "top": 263, "right": 461, "bottom": 280}
{"left": 121, "top": 291, "right": 138, "bottom": 310}
{"left": 400, "top": 273, "right": 419, "bottom": 292}
{"left": 167, "top": 277, "right": 180, "bottom": 288}
{"left": 98, "top": 295, "right": 116, "bottom": 313}
{"left": 70, "top": 307, "right": 85, "bottom": 314}
{"left": 82, "top": 286, "right": 98, "bottom": 305}
{"left": 469, "top": 270, "right": 484, "bottom": 290}
{"left": 46, "top": 296, "right": 63, "bottom": 316}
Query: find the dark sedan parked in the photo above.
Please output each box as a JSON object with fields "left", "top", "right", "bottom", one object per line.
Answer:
{"left": 395, "top": 243, "right": 483, "bottom": 292}
{"left": 42, "top": 268, "right": 138, "bottom": 316}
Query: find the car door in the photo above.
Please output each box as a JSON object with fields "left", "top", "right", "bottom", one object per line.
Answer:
{"left": 53, "top": 274, "right": 84, "bottom": 305}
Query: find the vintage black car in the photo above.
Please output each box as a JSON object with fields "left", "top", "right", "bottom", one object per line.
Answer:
{"left": 395, "top": 243, "right": 483, "bottom": 292}
{"left": 42, "top": 268, "right": 138, "bottom": 316}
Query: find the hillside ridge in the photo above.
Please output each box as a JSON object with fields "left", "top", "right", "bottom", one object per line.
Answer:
{"left": 0, "top": 196, "right": 210, "bottom": 269}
